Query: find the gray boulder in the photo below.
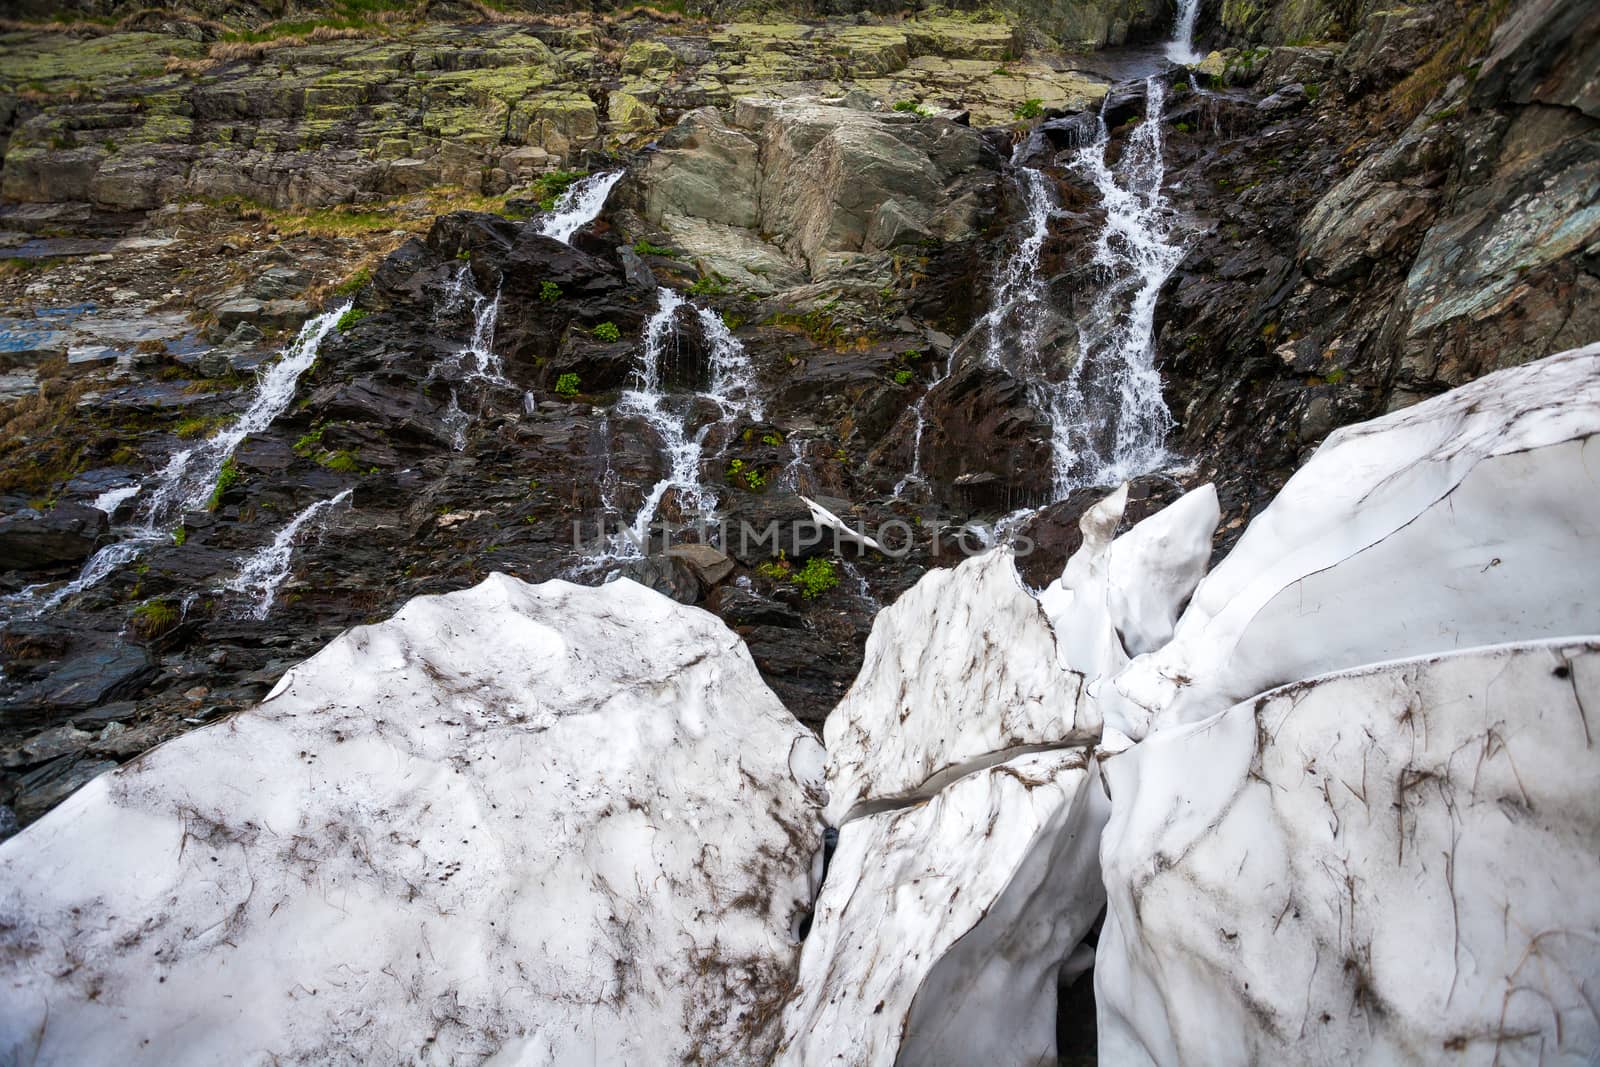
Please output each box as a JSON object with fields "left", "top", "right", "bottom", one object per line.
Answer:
{"left": 0, "top": 503, "right": 109, "bottom": 572}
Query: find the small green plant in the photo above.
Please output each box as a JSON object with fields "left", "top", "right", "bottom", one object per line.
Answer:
{"left": 791, "top": 557, "right": 839, "bottom": 599}
{"left": 892, "top": 99, "right": 932, "bottom": 116}
{"left": 893, "top": 368, "right": 914, "bottom": 386}
{"left": 172, "top": 525, "right": 188, "bottom": 546}
{"left": 320, "top": 450, "right": 363, "bottom": 472}
{"left": 293, "top": 426, "right": 324, "bottom": 455}
{"left": 207, "top": 457, "right": 240, "bottom": 510}
{"left": 1013, "top": 98, "right": 1045, "bottom": 120}
{"left": 174, "top": 415, "right": 220, "bottom": 439}
{"left": 540, "top": 281, "right": 562, "bottom": 303}
{"left": 591, "top": 321, "right": 621, "bottom": 343}
{"left": 455, "top": 249, "right": 472, "bottom": 261}
{"left": 1323, "top": 366, "right": 1347, "bottom": 385}
{"left": 554, "top": 372, "right": 581, "bottom": 397}
{"left": 1173, "top": 121, "right": 1192, "bottom": 133}
{"left": 905, "top": 348, "right": 923, "bottom": 361}
{"left": 760, "top": 432, "right": 784, "bottom": 447}
{"left": 756, "top": 552, "right": 790, "bottom": 582}
{"left": 721, "top": 311, "right": 744, "bottom": 331}
{"left": 335, "top": 307, "right": 368, "bottom": 332}
{"left": 726, "top": 458, "right": 766, "bottom": 491}
{"left": 632, "top": 238, "right": 676, "bottom": 257}
{"left": 331, "top": 266, "right": 370, "bottom": 296}
{"left": 130, "top": 599, "right": 181, "bottom": 640}
{"left": 531, "top": 169, "right": 586, "bottom": 212}
{"left": 688, "top": 273, "right": 727, "bottom": 297}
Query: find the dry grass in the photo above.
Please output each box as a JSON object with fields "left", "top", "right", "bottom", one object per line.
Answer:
{"left": 0, "top": 9, "right": 227, "bottom": 37}
{"left": 1387, "top": 0, "right": 1513, "bottom": 123}
{"left": 0, "top": 360, "right": 96, "bottom": 497}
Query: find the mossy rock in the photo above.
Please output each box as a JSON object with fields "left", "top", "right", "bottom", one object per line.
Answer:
{"left": 607, "top": 89, "right": 660, "bottom": 133}
{"left": 621, "top": 39, "right": 678, "bottom": 75}
{"left": 902, "top": 19, "right": 1020, "bottom": 62}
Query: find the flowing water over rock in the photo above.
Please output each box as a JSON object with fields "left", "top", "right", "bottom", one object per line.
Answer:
{"left": 1167, "top": 0, "right": 1203, "bottom": 63}
{"left": 597, "top": 288, "right": 761, "bottom": 561}
{"left": 224, "top": 489, "right": 354, "bottom": 620}
{"left": 1053, "top": 77, "right": 1185, "bottom": 496}
{"left": 431, "top": 267, "right": 506, "bottom": 450}
{"left": 89, "top": 483, "right": 141, "bottom": 516}
{"left": 136, "top": 305, "right": 347, "bottom": 524}
{"left": 0, "top": 308, "right": 346, "bottom": 620}
{"left": 538, "top": 171, "right": 624, "bottom": 245}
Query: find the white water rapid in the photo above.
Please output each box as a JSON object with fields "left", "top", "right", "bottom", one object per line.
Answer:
{"left": 225, "top": 489, "right": 354, "bottom": 619}
{"left": 538, "top": 171, "right": 624, "bottom": 245}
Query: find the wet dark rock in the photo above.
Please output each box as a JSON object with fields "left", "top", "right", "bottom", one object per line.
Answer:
{"left": 8, "top": 755, "right": 118, "bottom": 824}
{"left": 666, "top": 543, "right": 735, "bottom": 586}
{"left": 0, "top": 503, "right": 109, "bottom": 572}
{"left": 909, "top": 358, "right": 1054, "bottom": 508}
{"left": 618, "top": 555, "right": 702, "bottom": 604}
{"left": 709, "top": 585, "right": 805, "bottom": 629}
{"left": 720, "top": 493, "right": 821, "bottom": 564}
{"left": 6, "top": 637, "right": 156, "bottom": 728}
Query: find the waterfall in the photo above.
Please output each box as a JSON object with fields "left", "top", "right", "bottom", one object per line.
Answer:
{"left": 225, "top": 489, "right": 353, "bottom": 620}
{"left": 980, "top": 167, "right": 1054, "bottom": 368}
{"left": 538, "top": 171, "right": 624, "bottom": 245}
{"left": 894, "top": 77, "right": 1185, "bottom": 510}
{"left": 697, "top": 305, "right": 763, "bottom": 422}
{"left": 1052, "top": 76, "right": 1185, "bottom": 496}
{"left": 1169, "top": 0, "right": 1203, "bottom": 63}
{"left": 0, "top": 307, "right": 345, "bottom": 621}
{"left": 137, "top": 305, "right": 346, "bottom": 524}
{"left": 596, "top": 288, "right": 761, "bottom": 561}
{"left": 896, "top": 161, "right": 1058, "bottom": 503}
{"left": 430, "top": 267, "right": 506, "bottom": 450}
{"left": 609, "top": 289, "right": 710, "bottom": 557}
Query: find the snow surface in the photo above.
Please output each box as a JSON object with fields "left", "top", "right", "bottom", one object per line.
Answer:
{"left": 1115, "top": 343, "right": 1600, "bottom": 737}
{"left": 1098, "top": 639, "right": 1600, "bottom": 1066}
{"left": 1039, "top": 482, "right": 1219, "bottom": 685}
{"left": 775, "top": 749, "right": 1107, "bottom": 1067}
{"left": 821, "top": 548, "right": 1091, "bottom": 826}
{"left": 0, "top": 574, "right": 823, "bottom": 1066}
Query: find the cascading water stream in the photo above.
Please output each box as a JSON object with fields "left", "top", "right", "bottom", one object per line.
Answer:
{"left": 1168, "top": 0, "right": 1204, "bottom": 63}
{"left": 90, "top": 483, "right": 141, "bottom": 516}
{"left": 896, "top": 160, "right": 1056, "bottom": 503}
{"left": 1052, "top": 76, "right": 1185, "bottom": 496}
{"left": 224, "top": 489, "right": 353, "bottom": 619}
{"left": 898, "top": 75, "right": 1187, "bottom": 542}
{"left": 431, "top": 266, "right": 506, "bottom": 450}
{"left": 0, "top": 306, "right": 346, "bottom": 620}
{"left": 980, "top": 166, "right": 1054, "bottom": 369}
{"left": 595, "top": 288, "right": 761, "bottom": 562}
{"left": 137, "top": 305, "right": 347, "bottom": 523}
{"left": 538, "top": 171, "right": 624, "bottom": 245}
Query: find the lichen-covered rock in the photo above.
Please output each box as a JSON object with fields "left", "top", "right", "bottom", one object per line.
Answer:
{"left": 640, "top": 108, "right": 762, "bottom": 228}
{"left": 0, "top": 574, "right": 824, "bottom": 1066}
{"left": 635, "top": 97, "right": 999, "bottom": 282}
